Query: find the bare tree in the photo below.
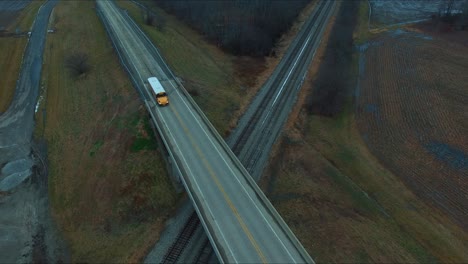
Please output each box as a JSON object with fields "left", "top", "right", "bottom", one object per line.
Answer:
{"left": 65, "top": 52, "right": 91, "bottom": 78}
{"left": 155, "top": 13, "right": 166, "bottom": 31}
{"left": 454, "top": 0, "right": 468, "bottom": 30}
{"left": 144, "top": 9, "right": 166, "bottom": 31}
{"left": 144, "top": 9, "right": 155, "bottom": 26}
{"left": 436, "top": 0, "right": 468, "bottom": 30}
{"left": 439, "top": 0, "right": 457, "bottom": 17}
{"left": 445, "top": 0, "right": 456, "bottom": 16}
{"left": 305, "top": 0, "right": 357, "bottom": 117}
{"left": 462, "top": 0, "right": 468, "bottom": 22}
{"left": 153, "top": 0, "right": 309, "bottom": 56}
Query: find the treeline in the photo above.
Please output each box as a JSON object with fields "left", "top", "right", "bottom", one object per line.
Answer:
{"left": 153, "top": 0, "right": 310, "bottom": 56}
{"left": 434, "top": 0, "right": 468, "bottom": 30}
{"left": 305, "top": 0, "right": 359, "bottom": 117}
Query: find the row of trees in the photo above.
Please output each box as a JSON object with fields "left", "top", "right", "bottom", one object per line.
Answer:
{"left": 438, "top": 0, "right": 467, "bottom": 16}
{"left": 436, "top": 0, "right": 468, "bottom": 30}
{"left": 152, "top": 0, "right": 310, "bottom": 56}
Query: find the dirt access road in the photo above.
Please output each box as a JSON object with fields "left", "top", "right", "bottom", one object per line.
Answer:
{"left": 0, "top": 0, "right": 55, "bottom": 188}
{"left": 0, "top": 0, "right": 68, "bottom": 262}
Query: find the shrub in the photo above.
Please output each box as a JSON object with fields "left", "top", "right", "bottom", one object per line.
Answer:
{"left": 65, "top": 52, "right": 91, "bottom": 78}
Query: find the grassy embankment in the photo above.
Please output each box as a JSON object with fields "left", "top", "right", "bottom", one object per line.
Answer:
{"left": 261, "top": 1, "right": 467, "bottom": 263}
{"left": 0, "top": 1, "right": 44, "bottom": 113}
{"left": 36, "top": 1, "right": 181, "bottom": 262}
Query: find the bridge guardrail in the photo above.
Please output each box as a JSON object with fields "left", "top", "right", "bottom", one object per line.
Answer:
{"left": 122, "top": 4, "right": 316, "bottom": 263}
{"left": 97, "top": 3, "right": 225, "bottom": 261}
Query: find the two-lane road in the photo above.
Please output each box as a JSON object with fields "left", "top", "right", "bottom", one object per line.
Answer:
{"left": 97, "top": 1, "right": 312, "bottom": 263}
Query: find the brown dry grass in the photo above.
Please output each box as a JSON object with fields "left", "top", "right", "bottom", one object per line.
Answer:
{"left": 260, "top": 1, "right": 467, "bottom": 263}
{"left": 0, "top": 1, "right": 44, "bottom": 113}
{"left": 262, "top": 140, "right": 432, "bottom": 263}
{"left": 356, "top": 29, "right": 468, "bottom": 230}
{"left": 37, "top": 1, "right": 180, "bottom": 262}
{"left": 283, "top": 2, "right": 339, "bottom": 133}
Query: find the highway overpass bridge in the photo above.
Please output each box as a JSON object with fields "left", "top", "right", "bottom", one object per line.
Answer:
{"left": 97, "top": 0, "right": 334, "bottom": 262}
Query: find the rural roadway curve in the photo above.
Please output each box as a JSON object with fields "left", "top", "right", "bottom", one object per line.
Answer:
{"left": 0, "top": 1, "right": 68, "bottom": 263}
{"left": 0, "top": 0, "right": 57, "bottom": 189}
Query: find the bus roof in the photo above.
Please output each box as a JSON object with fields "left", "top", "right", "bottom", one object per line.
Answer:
{"left": 148, "top": 77, "right": 166, "bottom": 94}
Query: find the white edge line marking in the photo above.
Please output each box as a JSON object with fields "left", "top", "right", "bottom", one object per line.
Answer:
{"left": 100, "top": 1, "right": 236, "bottom": 262}
{"left": 160, "top": 110, "right": 238, "bottom": 263}
{"left": 167, "top": 81, "right": 297, "bottom": 262}
{"left": 262, "top": 1, "right": 329, "bottom": 128}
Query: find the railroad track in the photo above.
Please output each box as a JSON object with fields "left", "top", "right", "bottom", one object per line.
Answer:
{"left": 158, "top": 1, "right": 335, "bottom": 263}
{"left": 161, "top": 213, "right": 200, "bottom": 263}
{"left": 242, "top": 1, "right": 334, "bottom": 175}
{"left": 230, "top": 0, "right": 329, "bottom": 156}
{"left": 99, "top": 0, "right": 335, "bottom": 262}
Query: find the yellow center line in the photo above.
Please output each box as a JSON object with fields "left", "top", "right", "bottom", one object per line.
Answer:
{"left": 170, "top": 105, "right": 268, "bottom": 263}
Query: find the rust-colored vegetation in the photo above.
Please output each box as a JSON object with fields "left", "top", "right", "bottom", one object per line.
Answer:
{"left": 356, "top": 28, "right": 468, "bottom": 229}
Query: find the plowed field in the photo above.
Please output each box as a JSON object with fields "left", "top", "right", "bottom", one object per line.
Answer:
{"left": 356, "top": 29, "right": 468, "bottom": 229}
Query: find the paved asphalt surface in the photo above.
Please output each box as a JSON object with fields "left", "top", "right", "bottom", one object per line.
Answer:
{"left": 98, "top": 1, "right": 312, "bottom": 262}
{"left": 0, "top": 1, "right": 64, "bottom": 263}
{"left": 148, "top": 1, "right": 336, "bottom": 263}
{"left": 0, "top": 0, "right": 57, "bottom": 188}
{"left": 174, "top": 2, "right": 335, "bottom": 262}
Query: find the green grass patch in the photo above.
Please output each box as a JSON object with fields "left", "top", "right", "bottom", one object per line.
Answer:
{"left": 357, "top": 250, "right": 371, "bottom": 263}
{"left": 130, "top": 116, "right": 158, "bottom": 152}
{"left": 324, "top": 165, "right": 381, "bottom": 216}
{"left": 131, "top": 138, "right": 157, "bottom": 152}
{"left": 89, "top": 140, "right": 104, "bottom": 156}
